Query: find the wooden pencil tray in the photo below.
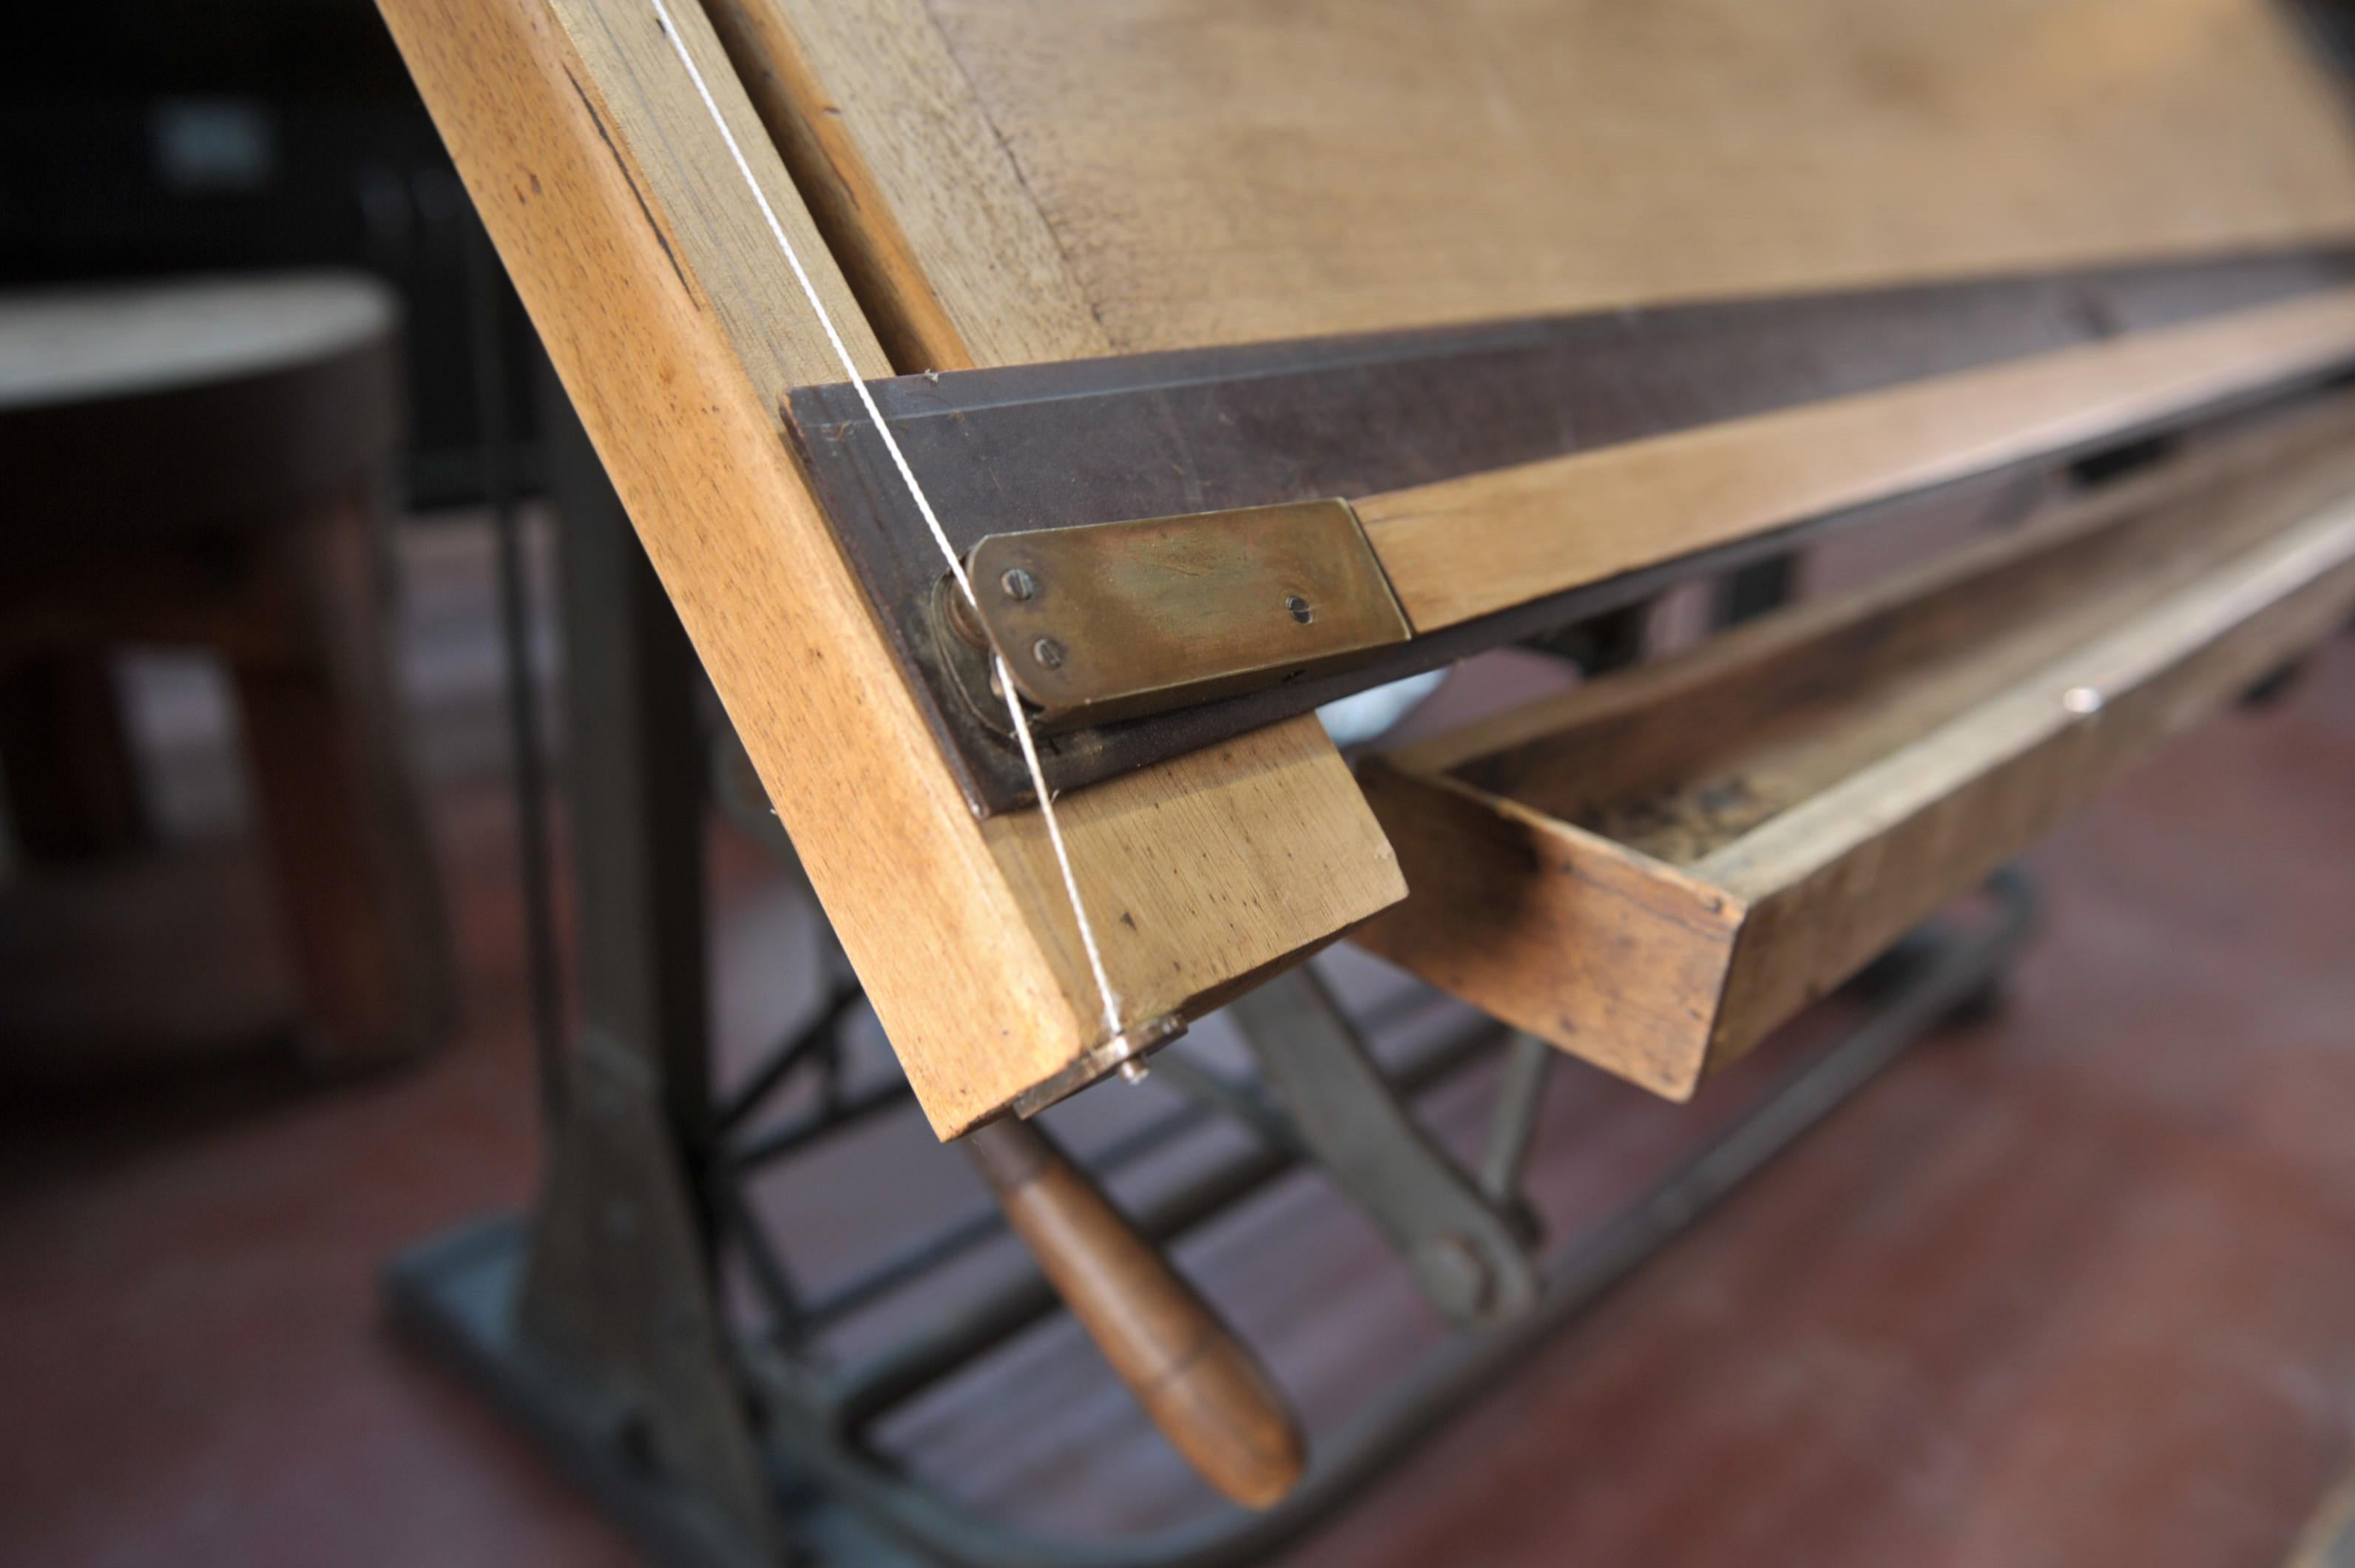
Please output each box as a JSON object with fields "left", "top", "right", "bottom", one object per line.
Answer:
{"left": 1353, "top": 436, "right": 2355, "bottom": 1101}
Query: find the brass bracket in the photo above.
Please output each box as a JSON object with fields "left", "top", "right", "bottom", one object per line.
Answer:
{"left": 936, "top": 499, "right": 1413, "bottom": 731}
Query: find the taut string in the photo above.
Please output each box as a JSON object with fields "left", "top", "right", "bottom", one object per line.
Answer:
{"left": 641, "top": 0, "right": 1128, "bottom": 1047}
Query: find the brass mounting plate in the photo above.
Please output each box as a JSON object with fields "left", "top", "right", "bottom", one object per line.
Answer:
{"left": 961, "top": 500, "right": 1412, "bottom": 728}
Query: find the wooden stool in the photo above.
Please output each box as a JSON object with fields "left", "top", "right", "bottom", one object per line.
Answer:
{"left": 0, "top": 274, "right": 453, "bottom": 1072}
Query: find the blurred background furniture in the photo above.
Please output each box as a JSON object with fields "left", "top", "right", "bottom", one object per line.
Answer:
{"left": 0, "top": 273, "right": 453, "bottom": 1072}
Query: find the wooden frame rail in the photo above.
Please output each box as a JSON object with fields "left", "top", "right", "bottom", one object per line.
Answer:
{"left": 1355, "top": 404, "right": 2355, "bottom": 1098}
{"left": 787, "top": 255, "right": 2355, "bottom": 808}
{"left": 376, "top": 0, "right": 1403, "bottom": 1135}
{"left": 380, "top": 0, "right": 2355, "bottom": 1128}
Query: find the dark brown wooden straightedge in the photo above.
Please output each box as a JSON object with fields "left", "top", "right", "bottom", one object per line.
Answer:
{"left": 786, "top": 246, "right": 2355, "bottom": 812}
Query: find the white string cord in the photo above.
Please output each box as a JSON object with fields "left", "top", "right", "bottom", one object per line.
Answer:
{"left": 643, "top": 0, "right": 1126, "bottom": 1042}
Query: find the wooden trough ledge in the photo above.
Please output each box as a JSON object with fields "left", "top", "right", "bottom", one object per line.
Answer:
{"left": 1354, "top": 409, "right": 2355, "bottom": 1101}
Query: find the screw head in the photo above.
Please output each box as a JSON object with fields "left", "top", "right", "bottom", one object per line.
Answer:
{"left": 1000, "top": 567, "right": 1038, "bottom": 601}
{"left": 1284, "top": 594, "right": 1314, "bottom": 624}
{"left": 1032, "top": 636, "right": 1066, "bottom": 669}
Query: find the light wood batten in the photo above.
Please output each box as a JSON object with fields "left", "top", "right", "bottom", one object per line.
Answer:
{"left": 767, "top": 0, "right": 2355, "bottom": 354}
{"left": 1356, "top": 420, "right": 2355, "bottom": 1098}
{"left": 376, "top": 0, "right": 1402, "bottom": 1135}
{"left": 1359, "top": 286, "right": 2355, "bottom": 632}
{"left": 707, "top": 0, "right": 1109, "bottom": 370}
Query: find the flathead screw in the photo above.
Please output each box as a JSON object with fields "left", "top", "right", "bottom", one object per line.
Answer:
{"left": 1001, "top": 567, "right": 1037, "bottom": 601}
{"left": 1285, "top": 594, "right": 1314, "bottom": 624}
{"left": 1033, "top": 636, "right": 1066, "bottom": 669}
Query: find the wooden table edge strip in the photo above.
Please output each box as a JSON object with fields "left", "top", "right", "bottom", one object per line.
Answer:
{"left": 787, "top": 259, "right": 2355, "bottom": 808}
{"left": 1359, "top": 287, "right": 2355, "bottom": 631}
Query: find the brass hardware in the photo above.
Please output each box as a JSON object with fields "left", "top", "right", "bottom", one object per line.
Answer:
{"left": 1008, "top": 1011, "right": 1188, "bottom": 1118}
{"left": 956, "top": 499, "right": 1411, "bottom": 729}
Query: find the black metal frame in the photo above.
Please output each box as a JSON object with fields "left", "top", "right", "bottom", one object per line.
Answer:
{"left": 382, "top": 345, "right": 2045, "bottom": 1565}
{"left": 391, "top": 869, "right": 2038, "bottom": 1568}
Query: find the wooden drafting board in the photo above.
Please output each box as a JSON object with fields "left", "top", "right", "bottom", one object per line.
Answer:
{"left": 377, "top": 0, "right": 2355, "bottom": 1134}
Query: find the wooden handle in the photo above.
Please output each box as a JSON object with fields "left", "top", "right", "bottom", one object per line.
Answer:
{"left": 964, "top": 1116, "right": 1306, "bottom": 1509}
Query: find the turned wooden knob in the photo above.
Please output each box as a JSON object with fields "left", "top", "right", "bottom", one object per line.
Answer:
{"left": 964, "top": 1115, "right": 1307, "bottom": 1509}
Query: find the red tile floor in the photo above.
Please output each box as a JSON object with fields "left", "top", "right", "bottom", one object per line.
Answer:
{"left": 2, "top": 631, "right": 2351, "bottom": 1567}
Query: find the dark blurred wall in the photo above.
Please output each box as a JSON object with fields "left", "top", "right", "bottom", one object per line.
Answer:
{"left": 0, "top": 0, "right": 524, "bottom": 504}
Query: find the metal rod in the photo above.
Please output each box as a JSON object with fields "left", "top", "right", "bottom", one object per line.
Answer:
{"left": 824, "top": 1140, "right": 1301, "bottom": 1433}
{"left": 466, "top": 222, "right": 567, "bottom": 1123}
{"left": 728, "top": 1079, "right": 916, "bottom": 1171}
{"left": 820, "top": 1018, "right": 1511, "bottom": 1430}
{"left": 1478, "top": 1033, "right": 1555, "bottom": 1203}
{"left": 797, "top": 1095, "right": 1229, "bottom": 1331}
{"left": 756, "top": 869, "right": 2041, "bottom": 1568}
{"left": 718, "top": 1169, "right": 805, "bottom": 1331}
{"left": 1143, "top": 1054, "right": 1302, "bottom": 1153}
{"left": 716, "top": 982, "right": 866, "bottom": 1135}
{"left": 795, "top": 986, "right": 1477, "bottom": 1330}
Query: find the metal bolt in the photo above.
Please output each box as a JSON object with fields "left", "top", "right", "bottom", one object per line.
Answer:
{"left": 1285, "top": 593, "right": 1314, "bottom": 624}
{"left": 1410, "top": 1232, "right": 1496, "bottom": 1320}
{"left": 939, "top": 574, "right": 987, "bottom": 649}
{"left": 1000, "top": 567, "right": 1038, "bottom": 601}
{"left": 1032, "top": 636, "right": 1066, "bottom": 669}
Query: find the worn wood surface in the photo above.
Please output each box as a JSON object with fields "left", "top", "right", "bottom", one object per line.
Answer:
{"left": 964, "top": 1117, "right": 1306, "bottom": 1510}
{"left": 385, "top": 0, "right": 2355, "bottom": 1133}
{"left": 375, "top": 0, "right": 1400, "bottom": 1135}
{"left": 701, "top": 0, "right": 1104, "bottom": 371}
{"left": 1392, "top": 397, "right": 2355, "bottom": 813}
{"left": 753, "top": 0, "right": 2355, "bottom": 356}
{"left": 1354, "top": 766, "right": 1745, "bottom": 1101}
{"left": 1358, "top": 425, "right": 2355, "bottom": 1097}
{"left": 698, "top": 0, "right": 971, "bottom": 370}
{"left": 1356, "top": 285, "right": 2355, "bottom": 632}
{"left": 1703, "top": 491, "right": 2355, "bottom": 1069}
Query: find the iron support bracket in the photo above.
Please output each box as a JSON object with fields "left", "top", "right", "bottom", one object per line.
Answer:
{"left": 1225, "top": 967, "right": 1539, "bottom": 1327}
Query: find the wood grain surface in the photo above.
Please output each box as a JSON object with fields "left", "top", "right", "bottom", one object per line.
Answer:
{"left": 1358, "top": 419, "right": 2355, "bottom": 1097}
{"left": 376, "top": 0, "right": 1400, "bottom": 1135}
{"left": 1357, "top": 285, "right": 2355, "bottom": 632}
{"left": 708, "top": 0, "right": 1106, "bottom": 370}
{"left": 751, "top": 0, "right": 2355, "bottom": 356}
{"left": 964, "top": 1116, "right": 1306, "bottom": 1510}
{"left": 1702, "top": 490, "right": 2355, "bottom": 1067}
